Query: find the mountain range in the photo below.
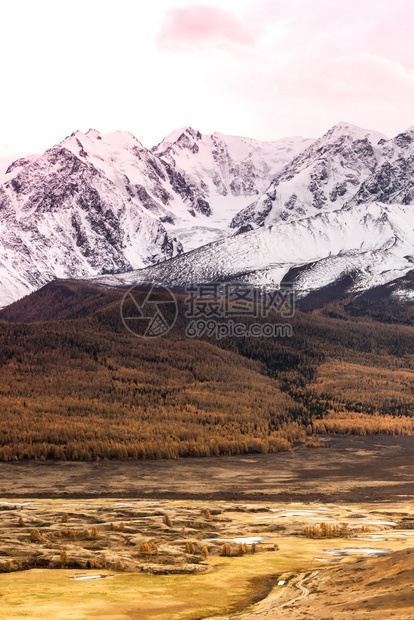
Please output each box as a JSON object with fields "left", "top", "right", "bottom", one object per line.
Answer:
{"left": 1, "top": 121, "right": 414, "bottom": 308}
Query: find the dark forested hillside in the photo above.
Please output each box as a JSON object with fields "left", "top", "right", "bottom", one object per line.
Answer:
{"left": 0, "top": 281, "right": 123, "bottom": 323}
{"left": 0, "top": 282, "right": 414, "bottom": 461}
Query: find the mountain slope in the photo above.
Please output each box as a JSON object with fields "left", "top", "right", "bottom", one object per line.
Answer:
{"left": 0, "top": 129, "right": 196, "bottom": 305}
{"left": 153, "top": 127, "right": 313, "bottom": 250}
{"left": 3, "top": 121, "right": 414, "bottom": 309}
{"left": 153, "top": 127, "right": 312, "bottom": 209}
{"left": 88, "top": 200, "right": 414, "bottom": 300}
{"left": 348, "top": 127, "right": 414, "bottom": 207}
{"left": 0, "top": 127, "right": 312, "bottom": 307}
{"left": 231, "top": 122, "right": 387, "bottom": 229}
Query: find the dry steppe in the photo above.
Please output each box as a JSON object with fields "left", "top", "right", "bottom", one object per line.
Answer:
{"left": 1, "top": 435, "right": 414, "bottom": 619}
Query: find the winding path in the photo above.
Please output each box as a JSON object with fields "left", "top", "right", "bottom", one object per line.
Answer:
{"left": 203, "top": 570, "right": 319, "bottom": 619}
{"left": 276, "top": 571, "right": 319, "bottom": 609}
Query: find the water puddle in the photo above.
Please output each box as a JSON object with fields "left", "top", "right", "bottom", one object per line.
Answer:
{"left": 0, "top": 501, "right": 46, "bottom": 507}
{"left": 70, "top": 574, "right": 114, "bottom": 581}
{"left": 323, "top": 548, "right": 390, "bottom": 557}
{"left": 203, "top": 537, "right": 268, "bottom": 544}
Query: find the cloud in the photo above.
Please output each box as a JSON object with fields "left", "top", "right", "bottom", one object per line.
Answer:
{"left": 156, "top": 4, "right": 258, "bottom": 50}
{"left": 205, "top": 0, "right": 414, "bottom": 140}
{"left": 257, "top": 0, "right": 414, "bottom": 67}
{"left": 327, "top": 54, "right": 414, "bottom": 101}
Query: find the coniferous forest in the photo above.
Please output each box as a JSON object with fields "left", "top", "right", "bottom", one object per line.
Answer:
{"left": 0, "top": 282, "right": 414, "bottom": 461}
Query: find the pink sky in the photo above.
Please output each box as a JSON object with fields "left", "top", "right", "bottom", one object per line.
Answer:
{"left": 157, "top": 5, "right": 258, "bottom": 49}
{"left": 1, "top": 0, "right": 414, "bottom": 166}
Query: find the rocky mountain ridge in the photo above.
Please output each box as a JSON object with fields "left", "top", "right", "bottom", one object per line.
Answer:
{"left": 0, "top": 127, "right": 309, "bottom": 306}
{"left": 2, "top": 122, "right": 414, "bottom": 307}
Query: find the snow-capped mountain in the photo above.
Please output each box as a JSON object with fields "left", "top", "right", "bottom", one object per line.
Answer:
{"left": 83, "top": 122, "right": 414, "bottom": 304}
{"left": 0, "top": 129, "right": 190, "bottom": 306}
{"left": 347, "top": 127, "right": 414, "bottom": 207}
{"left": 153, "top": 127, "right": 313, "bottom": 250}
{"left": 87, "top": 200, "right": 414, "bottom": 301}
{"left": 3, "top": 121, "right": 414, "bottom": 309}
{"left": 0, "top": 127, "right": 312, "bottom": 306}
{"left": 230, "top": 122, "right": 387, "bottom": 229}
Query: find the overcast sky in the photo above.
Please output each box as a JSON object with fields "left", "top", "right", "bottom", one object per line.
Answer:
{"left": 1, "top": 0, "right": 414, "bottom": 159}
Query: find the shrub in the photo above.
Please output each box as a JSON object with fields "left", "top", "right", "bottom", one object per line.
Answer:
{"left": 139, "top": 543, "right": 151, "bottom": 557}
{"left": 186, "top": 521, "right": 205, "bottom": 530}
{"left": 60, "top": 550, "right": 69, "bottom": 566}
{"left": 163, "top": 514, "right": 173, "bottom": 527}
{"left": 200, "top": 509, "right": 211, "bottom": 520}
{"left": 304, "top": 522, "right": 346, "bottom": 539}
{"left": 90, "top": 526, "right": 99, "bottom": 540}
{"left": 185, "top": 542, "right": 196, "bottom": 554}
{"left": 115, "top": 559, "right": 124, "bottom": 571}
{"left": 2, "top": 560, "right": 14, "bottom": 572}
{"left": 220, "top": 543, "right": 232, "bottom": 557}
{"left": 139, "top": 542, "right": 159, "bottom": 558}
{"left": 307, "top": 434, "right": 320, "bottom": 448}
{"left": 30, "top": 529, "right": 42, "bottom": 543}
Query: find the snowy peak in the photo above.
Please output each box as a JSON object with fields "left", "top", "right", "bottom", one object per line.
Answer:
{"left": 153, "top": 127, "right": 314, "bottom": 225}
{"left": 0, "top": 125, "right": 313, "bottom": 306}
{"left": 230, "top": 122, "right": 391, "bottom": 229}
{"left": 0, "top": 124, "right": 311, "bottom": 306}
{"left": 51, "top": 128, "right": 211, "bottom": 223}
{"left": 154, "top": 127, "right": 312, "bottom": 179}
{"left": 323, "top": 121, "right": 386, "bottom": 144}
{"left": 392, "top": 127, "right": 414, "bottom": 148}
{"left": 0, "top": 129, "right": 197, "bottom": 305}
{"left": 3, "top": 121, "right": 414, "bottom": 309}
{"left": 60, "top": 129, "right": 147, "bottom": 169}
{"left": 347, "top": 126, "right": 414, "bottom": 208}
{"left": 152, "top": 127, "right": 202, "bottom": 156}
{"left": 85, "top": 128, "right": 101, "bottom": 139}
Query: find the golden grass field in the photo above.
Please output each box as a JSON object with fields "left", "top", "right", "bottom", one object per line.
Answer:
{"left": 1, "top": 498, "right": 414, "bottom": 619}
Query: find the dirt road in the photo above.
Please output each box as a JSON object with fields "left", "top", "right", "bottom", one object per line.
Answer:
{"left": 202, "top": 571, "right": 320, "bottom": 619}
{"left": 277, "top": 572, "right": 319, "bottom": 609}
